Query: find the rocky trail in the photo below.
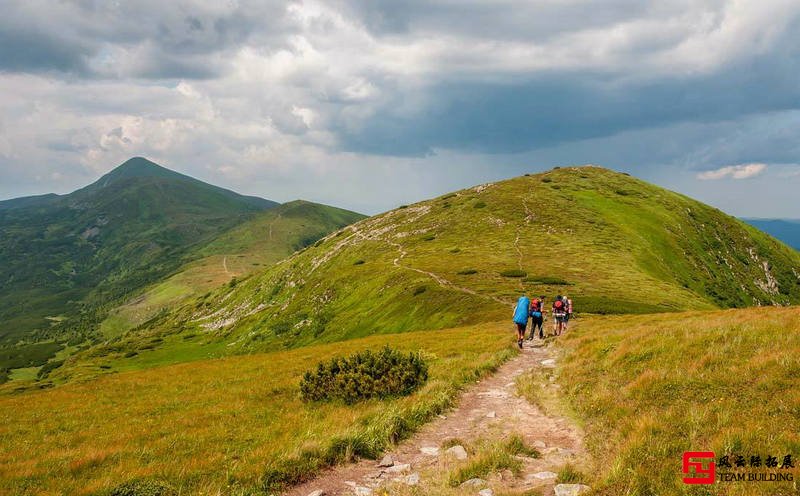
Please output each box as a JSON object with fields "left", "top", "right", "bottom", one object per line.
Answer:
{"left": 285, "top": 339, "right": 590, "bottom": 496}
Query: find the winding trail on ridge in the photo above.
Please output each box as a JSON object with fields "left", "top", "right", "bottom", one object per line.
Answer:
{"left": 285, "top": 340, "right": 587, "bottom": 496}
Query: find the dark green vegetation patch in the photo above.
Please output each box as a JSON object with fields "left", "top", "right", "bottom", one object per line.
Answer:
{"left": 299, "top": 347, "right": 428, "bottom": 404}
{"left": 107, "top": 478, "right": 175, "bottom": 496}
{"left": 499, "top": 269, "right": 527, "bottom": 278}
{"left": 524, "top": 276, "right": 572, "bottom": 285}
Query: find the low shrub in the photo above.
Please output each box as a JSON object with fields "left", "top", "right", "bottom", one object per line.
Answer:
{"left": 542, "top": 177, "right": 552, "bottom": 183}
{"left": 353, "top": 259, "right": 365, "bottom": 265}
{"left": 108, "top": 477, "right": 175, "bottom": 496}
{"left": 413, "top": 286, "right": 427, "bottom": 296}
{"left": 422, "top": 234, "right": 436, "bottom": 241}
{"left": 500, "top": 269, "right": 527, "bottom": 278}
{"left": 450, "top": 247, "right": 461, "bottom": 253}
{"left": 300, "top": 347, "right": 428, "bottom": 404}
{"left": 473, "top": 201, "right": 487, "bottom": 209}
{"left": 524, "top": 276, "right": 572, "bottom": 285}
{"left": 457, "top": 269, "right": 478, "bottom": 275}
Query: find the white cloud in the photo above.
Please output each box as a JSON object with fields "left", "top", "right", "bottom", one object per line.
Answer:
{"left": 697, "top": 163, "right": 767, "bottom": 180}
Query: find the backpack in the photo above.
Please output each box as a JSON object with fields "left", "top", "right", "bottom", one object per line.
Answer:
{"left": 530, "top": 299, "right": 541, "bottom": 312}
{"left": 553, "top": 299, "right": 564, "bottom": 312}
{"left": 514, "top": 296, "right": 531, "bottom": 325}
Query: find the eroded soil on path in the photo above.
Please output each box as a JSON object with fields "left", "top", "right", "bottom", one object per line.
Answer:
{"left": 286, "top": 338, "right": 588, "bottom": 496}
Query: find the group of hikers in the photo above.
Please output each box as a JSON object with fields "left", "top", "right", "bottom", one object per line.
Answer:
{"left": 512, "top": 294, "right": 573, "bottom": 348}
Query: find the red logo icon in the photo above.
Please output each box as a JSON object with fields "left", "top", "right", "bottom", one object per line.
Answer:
{"left": 683, "top": 451, "right": 716, "bottom": 484}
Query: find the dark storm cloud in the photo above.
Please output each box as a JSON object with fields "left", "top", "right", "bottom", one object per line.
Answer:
{"left": 340, "top": 35, "right": 800, "bottom": 156}
{"left": 334, "top": 0, "right": 662, "bottom": 40}
{"left": 0, "top": 0, "right": 288, "bottom": 79}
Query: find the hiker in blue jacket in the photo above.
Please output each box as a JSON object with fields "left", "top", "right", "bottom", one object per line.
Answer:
{"left": 513, "top": 295, "right": 531, "bottom": 349}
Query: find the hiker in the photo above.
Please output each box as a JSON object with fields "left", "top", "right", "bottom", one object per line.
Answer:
{"left": 552, "top": 295, "right": 567, "bottom": 336}
{"left": 563, "top": 295, "right": 574, "bottom": 332}
{"left": 528, "top": 295, "right": 545, "bottom": 340}
{"left": 513, "top": 295, "right": 531, "bottom": 349}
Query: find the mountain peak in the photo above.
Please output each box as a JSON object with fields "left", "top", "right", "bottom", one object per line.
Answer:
{"left": 100, "top": 157, "right": 181, "bottom": 184}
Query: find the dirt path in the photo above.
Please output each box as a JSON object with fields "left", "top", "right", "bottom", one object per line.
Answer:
{"left": 223, "top": 255, "right": 230, "bottom": 275}
{"left": 285, "top": 340, "right": 587, "bottom": 496}
{"left": 385, "top": 237, "right": 508, "bottom": 306}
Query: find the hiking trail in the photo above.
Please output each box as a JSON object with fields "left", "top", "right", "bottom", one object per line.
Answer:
{"left": 285, "top": 340, "right": 588, "bottom": 496}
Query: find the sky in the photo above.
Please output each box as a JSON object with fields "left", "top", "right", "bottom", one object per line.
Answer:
{"left": 1, "top": 0, "right": 799, "bottom": 217}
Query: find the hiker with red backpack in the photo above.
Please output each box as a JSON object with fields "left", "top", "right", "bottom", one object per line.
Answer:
{"left": 513, "top": 295, "right": 531, "bottom": 349}
{"left": 552, "top": 295, "right": 567, "bottom": 336}
{"left": 528, "top": 295, "right": 546, "bottom": 340}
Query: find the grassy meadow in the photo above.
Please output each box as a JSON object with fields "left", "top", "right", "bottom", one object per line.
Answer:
{"left": 0, "top": 322, "right": 515, "bottom": 495}
{"left": 548, "top": 306, "right": 800, "bottom": 495}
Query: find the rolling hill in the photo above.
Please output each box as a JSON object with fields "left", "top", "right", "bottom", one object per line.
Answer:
{"left": 99, "top": 200, "right": 365, "bottom": 339}
{"left": 0, "top": 158, "right": 363, "bottom": 382}
{"left": 0, "top": 157, "right": 280, "bottom": 375}
{"left": 56, "top": 166, "right": 800, "bottom": 382}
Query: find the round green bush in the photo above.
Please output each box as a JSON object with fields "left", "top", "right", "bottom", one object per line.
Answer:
{"left": 109, "top": 478, "right": 175, "bottom": 496}
{"left": 300, "top": 347, "right": 428, "bottom": 404}
{"left": 500, "top": 269, "right": 527, "bottom": 278}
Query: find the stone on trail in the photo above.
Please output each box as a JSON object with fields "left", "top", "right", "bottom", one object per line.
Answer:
{"left": 486, "top": 411, "right": 497, "bottom": 418}
{"left": 307, "top": 491, "right": 326, "bottom": 496}
{"left": 384, "top": 463, "right": 411, "bottom": 473}
{"left": 420, "top": 446, "right": 440, "bottom": 456}
{"left": 460, "top": 478, "right": 486, "bottom": 488}
{"left": 540, "top": 359, "right": 556, "bottom": 367}
{"left": 353, "top": 486, "right": 373, "bottom": 496}
{"left": 554, "top": 484, "right": 591, "bottom": 496}
{"left": 478, "top": 489, "right": 494, "bottom": 496}
{"left": 528, "top": 471, "right": 557, "bottom": 480}
{"left": 400, "top": 472, "right": 420, "bottom": 486}
{"left": 446, "top": 445, "right": 468, "bottom": 460}
{"left": 377, "top": 454, "right": 394, "bottom": 467}
{"left": 532, "top": 440, "right": 546, "bottom": 449}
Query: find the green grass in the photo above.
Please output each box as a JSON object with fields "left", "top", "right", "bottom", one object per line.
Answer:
{"left": 447, "top": 434, "right": 536, "bottom": 486}
{"left": 56, "top": 166, "right": 800, "bottom": 382}
{"left": 550, "top": 306, "right": 800, "bottom": 495}
{"left": 97, "top": 200, "right": 365, "bottom": 339}
{"left": 0, "top": 322, "right": 516, "bottom": 495}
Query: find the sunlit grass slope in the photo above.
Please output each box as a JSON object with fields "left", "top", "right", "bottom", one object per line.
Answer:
{"left": 0, "top": 323, "right": 514, "bottom": 495}
{"left": 98, "top": 200, "right": 365, "bottom": 338}
{"left": 119, "top": 166, "right": 800, "bottom": 360}
{"left": 554, "top": 306, "right": 800, "bottom": 495}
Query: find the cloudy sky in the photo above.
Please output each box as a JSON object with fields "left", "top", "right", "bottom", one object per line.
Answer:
{"left": 1, "top": 0, "right": 799, "bottom": 216}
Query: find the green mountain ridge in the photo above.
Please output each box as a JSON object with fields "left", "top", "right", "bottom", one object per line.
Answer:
{"left": 0, "top": 158, "right": 366, "bottom": 380}
{"left": 56, "top": 166, "right": 800, "bottom": 382}
{"left": 98, "top": 200, "right": 365, "bottom": 340}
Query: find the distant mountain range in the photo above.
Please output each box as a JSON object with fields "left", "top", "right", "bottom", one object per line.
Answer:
{"left": 743, "top": 219, "right": 800, "bottom": 250}
{"left": 0, "top": 157, "right": 363, "bottom": 378}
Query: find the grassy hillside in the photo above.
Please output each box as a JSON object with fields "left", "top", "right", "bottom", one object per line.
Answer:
{"left": 0, "top": 157, "right": 281, "bottom": 378}
{"left": 0, "top": 323, "right": 514, "bottom": 495}
{"left": 100, "top": 166, "right": 800, "bottom": 368}
{"left": 98, "top": 201, "right": 365, "bottom": 339}
{"left": 548, "top": 306, "right": 800, "bottom": 495}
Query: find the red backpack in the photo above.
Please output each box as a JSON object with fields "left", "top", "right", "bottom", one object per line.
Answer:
{"left": 531, "top": 299, "right": 541, "bottom": 312}
{"left": 553, "top": 299, "right": 564, "bottom": 312}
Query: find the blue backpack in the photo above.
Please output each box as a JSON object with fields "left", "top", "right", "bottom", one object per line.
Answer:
{"left": 513, "top": 296, "right": 531, "bottom": 325}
